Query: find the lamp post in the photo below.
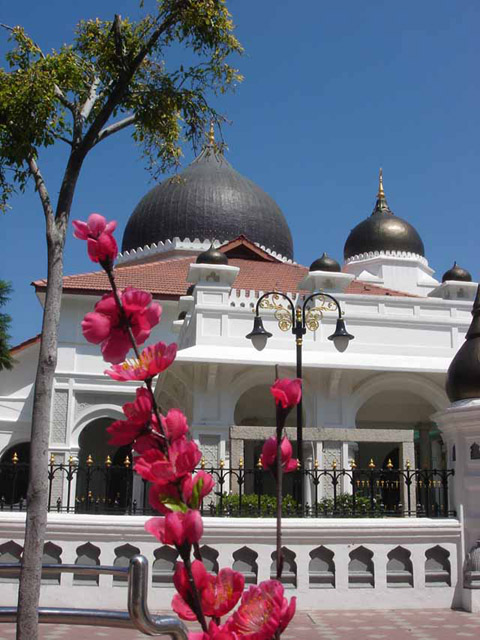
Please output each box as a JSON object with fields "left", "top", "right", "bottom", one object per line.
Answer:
{"left": 246, "top": 290, "right": 354, "bottom": 509}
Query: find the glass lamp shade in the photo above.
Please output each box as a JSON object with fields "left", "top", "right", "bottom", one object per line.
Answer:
{"left": 328, "top": 318, "right": 354, "bottom": 353}
{"left": 246, "top": 316, "right": 272, "bottom": 352}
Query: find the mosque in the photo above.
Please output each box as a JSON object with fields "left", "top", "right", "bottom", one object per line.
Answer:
{"left": 1, "top": 136, "right": 480, "bottom": 611}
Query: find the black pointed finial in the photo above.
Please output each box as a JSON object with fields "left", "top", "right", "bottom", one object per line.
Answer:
{"left": 446, "top": 285, "right": 480, "bottom": 401}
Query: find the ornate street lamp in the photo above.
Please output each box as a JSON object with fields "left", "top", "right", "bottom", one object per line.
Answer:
{"left": 246, "top": 289, "right": 354, "bottom": 508}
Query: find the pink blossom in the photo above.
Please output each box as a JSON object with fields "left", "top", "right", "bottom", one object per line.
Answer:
{"left": 270, "top": 378, "right": 302, "bottom": 409}
{"left": 182, "top": 471, "right": 215, "bottom": 508}
{"left": 82, "top": 287, "right": 162, "bottom": 364}
{"left": 161, "top": 409, "right": 189, "bottom": 443}
{"left": 260, "top": 436, "right": 298, "bottom": 474}
{"left": 188, "top": 622, "right": 238, "bottom": 640}
{"left": 144, "top": 509, "right": 203, "bottom": 546}
{"left": 105, "top": 342, "right": 177, "bottom": 381}
{"left": 106, "top": 387, "right": 154, "bottom": 447}
{"left": 174, "top": 560, "right": 209, "bottom": 602}
{"left": 73, "top": 213, "right": 118, "bottom": 265}
{"left": 149, "top": 482, "right": 183, "bottom": 514}
{"left": 135, "top": 439, "right": 201, "bottom": 485}
{"left": 201, "top": 568, "right": 245, "bottom": 618}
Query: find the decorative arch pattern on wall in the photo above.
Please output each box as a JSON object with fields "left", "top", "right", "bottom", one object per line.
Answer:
{"left": 0, "top": 540, "right": 22, "bottom": 583}
{"left": 270, "top": 547, "right": 297, "bottom": 588}
{"left": 152, "top": 546, "right": 178, "bottom": 587}
{"left": 348, "top": 546, "right": 374, "bottom": 588}
{"left": 387, "top": 546, "right": 413, "bottom": 587}
{"left": 113, "top": 543, "right": 140, "bottom": 586}
{"left": 232, "top": 546, "right": 258, "bottom": 584}
{"left": 74, "top": 542, "right": 101, "bottom": 586}
{"left": 42, "top": 541, "right": 62, "bottom": 585}
{"left": 309, "top": 546, "right": 335, "bottom": 589}
{"left": 425, "top": 545, "right": 451, "bottom": 586}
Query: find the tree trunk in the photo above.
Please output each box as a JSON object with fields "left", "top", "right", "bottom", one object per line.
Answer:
{"left": 16, "top": 227, "right": 65, "bottom": 640}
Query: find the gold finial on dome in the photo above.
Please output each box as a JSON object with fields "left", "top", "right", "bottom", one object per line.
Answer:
{"left": 377, "top": 167, "right": 385, "bottom": 198}
{"left": 207, "top": 121, "right": 215, "bottom": 146}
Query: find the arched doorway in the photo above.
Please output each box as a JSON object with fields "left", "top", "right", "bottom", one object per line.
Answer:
{"left": 75, "top": 418, "right": 133, "bottom": 513}
{"left": 355, "top": 389, "right": 439, "bottom": 469}
{"left": 0, "top": 443, "right": 30, "bottom": 506}
{"left": 234, "top": 384, "right": 300, "bottom": 499}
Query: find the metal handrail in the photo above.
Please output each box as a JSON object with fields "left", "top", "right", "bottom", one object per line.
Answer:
{"left": 0, "top": 555, "right": 188, "bottom": 639}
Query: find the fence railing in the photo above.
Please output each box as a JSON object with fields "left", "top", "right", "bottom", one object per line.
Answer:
{"left": 0, "top": 460, "right": 455, "bottom": 518}
{"left": 0, "top": 555, "right": 188, "bottom": 638}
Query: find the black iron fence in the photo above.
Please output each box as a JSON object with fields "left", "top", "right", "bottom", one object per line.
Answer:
{"left": 0, "top": 460, "right": 455, "bottom": 518}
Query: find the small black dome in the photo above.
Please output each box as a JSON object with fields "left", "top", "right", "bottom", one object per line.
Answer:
{"left": 196, "top": 246, "right": 228, "bottom": 265}
{"left": 442, "top": 262, "right": 472, "bottom": 283}
{"left": 446, "top": 286, "right": 480, "bottom": 401}
{"left": 186, "top": 284, "right": 195, "bottom": 296}
{"left": 309, "top": 252, "right": 341, "bottom": 272}
{"left": 122, "top": 146, "right": 293, "bottom": 259}
{"left": 344, "top": 171, "right": 425, "bottom": 261}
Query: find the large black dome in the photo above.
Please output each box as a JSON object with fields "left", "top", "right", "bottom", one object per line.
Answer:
{"left": 344, "top": 171, "right": 424, "bottom": 261}
{"left": 122, "top": 146, "right": 293, "bottom": 259}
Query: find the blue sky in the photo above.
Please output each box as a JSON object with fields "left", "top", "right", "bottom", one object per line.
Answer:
{"left": 1, "top": 0, "right": 480, "bottom": 345}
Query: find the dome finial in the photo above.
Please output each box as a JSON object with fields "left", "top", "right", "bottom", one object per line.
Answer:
{"left": 207, "top": 121, "right": 215, "bottom": 146}
{"left": 377, "top": 167, "right": 385, "bottom": 198}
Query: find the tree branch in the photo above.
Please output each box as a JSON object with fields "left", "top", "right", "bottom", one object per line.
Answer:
{"left": 80, "top": 77, "right": 101, "bottom": 121}
{"left": 93, "top": 114, "right": 136, "bottom": 146}
{"left": 26, "top": 154, "right": 54, "bottom": 226}
{"left": 80, "top": 2, "right": 189, "bottom": 153}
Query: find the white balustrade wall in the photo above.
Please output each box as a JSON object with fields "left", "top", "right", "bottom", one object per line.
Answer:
{"left": 0, "top": 513, "right": 462, "bottom": 611}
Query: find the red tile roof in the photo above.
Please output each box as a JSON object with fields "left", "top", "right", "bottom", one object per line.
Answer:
{"left": 33, "top": 238, "right": 415, "bottom": 299}
{"left": 10, "top": 333, "right": 41, "bottom": 355}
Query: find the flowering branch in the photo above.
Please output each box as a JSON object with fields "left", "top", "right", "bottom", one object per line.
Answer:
{"left": 74, "top": 213, "right": 297, "bottom": 640}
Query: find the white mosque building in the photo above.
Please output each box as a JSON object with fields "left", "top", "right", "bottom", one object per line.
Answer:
{"left": 1, "top": 140, "right": 480, "bottom": 612}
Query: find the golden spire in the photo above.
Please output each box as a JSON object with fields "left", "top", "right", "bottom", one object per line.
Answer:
{"left": 207, "top": 121, "right": 215, "bottom": 146}
{"left": 377, "top": 167, "right": 385, "bottom": 199}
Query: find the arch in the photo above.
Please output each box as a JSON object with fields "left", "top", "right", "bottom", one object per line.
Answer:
{"left": 270, "top": 547, "right": 297, "bottom": 588}
{"left": 386, "top": 546, "right": 413, "bottom": 587}
{"left": 0, "top": 442, "right": 30, "bottom": 505}
{"left": 42, "top": 542, "right": 62, "bottom": 585}
{"left": 74, "top": 542, "right": 101, "bottom": 586}
{"left": 152, "top": 546, "right": 178, "bottom": 587}
{"left": 309, "top": 546, "right": 335, "bottom": 589}
{"left": 229, "top": 368, "right": 314, "bottom": 427}
{"left": 74, "top": 416, "right": 133, "bottom": 512}
{"left": 232, "top": 547, "right": 258, "bottom": 585}
{"left": 0, "top": 540, "right": 22, "bottom": 583}
{"left": 425, "top": 546, "right": 451, "bottom": 586}
{"left": 113, "top": 543, "right": 140, "bottom": 586}
{"left": 71, "top": 405, "right": 125, "bottom": 449}
{"left": 199, "top": 545, "right": 219, "bottom": 574}
{"left": 348, "top": 546, "right": 374, "bottom": 588}
{"left": 348, "top": 373, "right": 448, "bottom": 426}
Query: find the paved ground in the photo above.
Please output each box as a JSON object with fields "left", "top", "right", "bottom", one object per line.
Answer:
{"left": 1, "top": 609, "right": 480, "bottom": 639}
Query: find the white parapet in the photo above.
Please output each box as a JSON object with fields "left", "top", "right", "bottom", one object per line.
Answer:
{"left": 0, "top": 513, "right": 462, "bottom": 611}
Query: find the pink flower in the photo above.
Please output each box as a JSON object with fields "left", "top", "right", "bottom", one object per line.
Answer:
{"left": 144, "top": 509, "right": 203, "bottom": 546}
{"left": 270, "top": 378, "right": 302, "bottom": 409}
{"left": 161, "top": 409, "right": 189, "bottom": 443}
{"left": 173, "top": 566, "right": 244, "bottom": 621}
{"left": 189, "top": 622, "right": 238, "bottom": 640}
{"left": 202, "top": 568, "right": 245, "bottom": 618}
{"left": 260, "top": 437, "right": 298, "bottom": 474}
{"left": 106, "top": 387, "right": 154, "bottom": 447}
{"left": 135, "top": 439, "right": 201, "bottom": 485}
{"left": 82, "top": 287, "right": 162, "bottom": 364}
{"left": 73, "top": 213, "right": 118, "bottom": 265}
{"left": 149, "top": 482, "right": 183, "bottom": 514}
{"left": 105, "top": 342, "right": 177, "bottom": 381}
{"left": 182, "top": 471, "right": 215, "bottom": 508}
{"left": 224, "top": 580, "right": 295, "bottom": 640}
{"left": 174, "top": 560, "right": 209, "bottom": 602}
